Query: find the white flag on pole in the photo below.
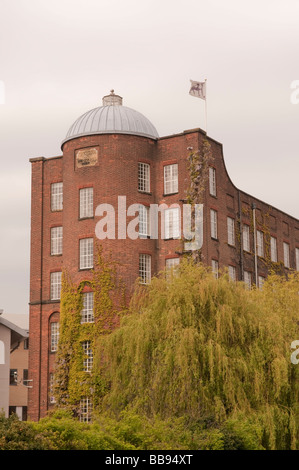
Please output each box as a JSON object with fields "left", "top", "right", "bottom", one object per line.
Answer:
{"left": 189, "top": 80, "right": 206, "bottom": 100}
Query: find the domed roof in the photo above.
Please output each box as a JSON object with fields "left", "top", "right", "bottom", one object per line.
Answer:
{"left": 61, "top": 90, "right": 159, "bottom": 147}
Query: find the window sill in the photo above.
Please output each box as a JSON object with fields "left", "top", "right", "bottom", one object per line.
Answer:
{"left": 79, "top": 216, "right": 94, "bottom": 221}
{"left": 138, "top": 190, "right": 152, "bottom": 196}
{"left": 79, "top": 267, "right": 93, "bottom": 272}
{"left": 163, "top": 192, "right": 179, "bottom": 197}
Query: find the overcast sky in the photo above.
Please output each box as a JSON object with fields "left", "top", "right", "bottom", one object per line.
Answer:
{"left": 0, "top": 0, "right": 298, "bottom": 315}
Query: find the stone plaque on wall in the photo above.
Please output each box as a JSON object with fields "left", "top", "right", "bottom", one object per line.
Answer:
{"left": 76, "top": 147, "right": 98, "bottom": 168}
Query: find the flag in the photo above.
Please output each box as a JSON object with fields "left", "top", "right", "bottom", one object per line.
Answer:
{"left": 189, "top": 80, "right": 206, "bottom": 100}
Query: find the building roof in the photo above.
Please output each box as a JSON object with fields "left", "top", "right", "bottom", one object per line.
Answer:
{"left": 61, "top": 90, "right": 159, "bottom": 147}
{"left": 0, "top": 314, "right": 28, "bottom": 349}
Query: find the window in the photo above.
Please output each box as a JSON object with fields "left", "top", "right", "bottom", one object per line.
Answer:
{"left": 165, "top": 258, "right": 180, "bottom": 279}
{"left": 227, "top": 217, "right": 235, "bottom": 246}
{"left": 82, "top": 341, "right": 93, "bottom": 372}
{"left": 138, "top": 163, "right": 150, "bottom": 193}
{"left": 51, "top": 182, "right": 63, "bottom": 211}
{"left": 164, "top": 207, "right": 180, "bottom": 239}
{"left": 51, "top": 226, "right": 63, "bottom": 255}
{"left": 209, "top": 167, "right": 216, "bottom": 196}
{"left": 210, "top": 209, "right": 218, "bottom": 239}
{"left": 242, "top": 225, "right": 250, "bottom": 252}
{"left": 283, "top": 242, "right": 290, "bottom": 268}
{"left": 258, "top": 275, "right": 265, "bottom": 290}
{"left": 270, "top": 237, "right": 277, "bottom": 262}
{"left": 139, "top": 205, "right": 150, "bottom": 238}
{"left": 10, "top": 369, "right": 18, "bottom": 385}
{"left": 50, "top": 322, "right": 59, "bottom": 352}
{"left": 211, "top": 260, "right": 219, "bottom": 279}
{"left": 228, "top": 265, "right": 236, "bottom": 282}
{"left": 49, "top": 373, "right": 56, "bottom": 404}
{"left": 81, "top": 292, "right": 94, "bottom": 323}
{"left": 80, "top": 238, "right": 93, "bottom": 269}
{"left": 50, "top": 272, "right": 61, "bottom": 300}
{"left": 257, "top": 230, "right": 264, "bottom": 257}
{"left": 243, "top": 271, "right": 251, "bottom": 289}
{"left": 296, "top": 248, "right": 299, "bottom": 271}
{"left": 80, "top": 187, "right": 93, "bottom": 219}
{"left": 164, "top": 164, "right": 178, "bottom": 195}
{"left": 79, "top": 398, "right": 92, "bottom": 423}
{"left": 139, "top": 254, "right": 151, "bottom": 284}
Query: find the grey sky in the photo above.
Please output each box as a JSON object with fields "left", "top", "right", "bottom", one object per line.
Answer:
{"left": 0, "top": 0, "right": 298, "bottom": 314}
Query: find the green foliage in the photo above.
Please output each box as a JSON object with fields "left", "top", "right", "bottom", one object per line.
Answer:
{"left": 95, "top": 260, "right": 299, "bottom": 449}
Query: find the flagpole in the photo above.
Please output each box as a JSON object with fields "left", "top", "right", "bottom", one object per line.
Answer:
{"left": 204, "top": 78, "right": 207, "bottom": 135}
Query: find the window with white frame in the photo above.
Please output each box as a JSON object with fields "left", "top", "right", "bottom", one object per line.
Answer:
{"left": 50, "top": 322, "right": 59, "bottom": 352}
{"left": 81, "top": 292, "right": 94, "bottom": 323}
{"left": 138, "top": 162, "right": 150, "bottom": 193}
{"left": 79, "top": 398, "right": 92, "bottom": 423}
{"left": 227, "top": 217, "right": 235, "bottom": 246}
{"left": 257, "top": 230, "right": 264, "bottom": 257}
{"left": 139, "top": 254, "right": 151, "bottom": 284}
{"left": 210, "top": 209, "right": 218, "bottom": 239}
{"left": 165, "top": 258, "right": 180, "bottom": 279}
{"left": 243, "top": 271, "right": 252, "bottom": 289}
{"left": 49, "top": 373, "right": 56, "bottom": 404}
{"left": 211, "top": 259, "right": 219, "bottom": 279}
{"left": 283, "top": 242, "right": 290, "bottom": 268}
{"left": 164, "top": 207, "right": 180, "bottom": 239}
{"left": 51, "top": 182, "right": 63, "bottom": 211}
{"left": 270, "top": 236, "right": 277, "bottom": 262}
{"left": 296, "top": 247, "right": 299, "bottom": 271}
{"left": 80, "top": 187, "right": 93, "bottom": 219}
{"left": 79, "top": 238, "right": 93, "bottom": 269}
{"left": 164, "top": 164, "right": 178, "bottom": 195}
{"left": 139, "top": 204, "right": 150, "bottom": 238}
{"left": 242, "top": 225, "right": 250, "bottom": 252}
{"left": 228, "top": 265, "right": 236, "bottom": 282}
{"left": 50, "top": 272, "right": 61, "bottom": 300}
{"left": 209, "top": 167, "right": 216, "bottom": 196}
{"left": 258, "top": 275, "right": 265, "bottom": 290}
{"left": 51, "top": 226, "right": 63, "bottom": 255}
{"left": 82, "top": 341, "right": 93, "bottom": 372}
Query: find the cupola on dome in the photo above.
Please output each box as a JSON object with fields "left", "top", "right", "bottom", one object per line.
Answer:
{"left": 61, "top": 90, "right": 159, "bottom": 147}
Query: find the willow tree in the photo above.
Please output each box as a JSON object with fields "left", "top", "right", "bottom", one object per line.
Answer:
{"left": 94, "top": 260, "right": 299, "bottom": 450}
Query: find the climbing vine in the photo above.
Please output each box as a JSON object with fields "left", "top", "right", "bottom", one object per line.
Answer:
{"left": 53, "top": 245, "right": 127, "bottom": 416}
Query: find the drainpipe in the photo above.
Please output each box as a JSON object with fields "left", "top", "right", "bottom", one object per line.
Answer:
{"left": 238, "top": 191, "right": 244, "bottom": 281}
{"left": 252, "top": 203, "right": 258, "bottom": 288}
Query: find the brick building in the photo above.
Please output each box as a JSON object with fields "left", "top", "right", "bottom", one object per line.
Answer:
{"left": 28, "top": 90, "right": 299, "bottom": 421}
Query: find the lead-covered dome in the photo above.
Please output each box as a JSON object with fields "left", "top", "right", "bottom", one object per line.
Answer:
{"left": 61, "top": 90, "right": 159, "bottom": 147}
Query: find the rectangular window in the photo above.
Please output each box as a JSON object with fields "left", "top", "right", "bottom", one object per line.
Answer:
{"left": 50, "top": 322, "right": 59, "bottom": 352}
{"left": 209, "top": 167, "right": 216, "bottom": 196}
{"left": 50, "top": 272, "right": 62, "bottom": 300}
{"left": 244, "top": 271, "right": 252, "bottom": 289}
{"left": 283, "top": 242, "right": 290, "bottom": 268}
{"left": 270, "top": 237, "right": 277, "bottom": 262}
{"left": 139, "top": 205, "right": 150, "bottom": 238}
{"left": 138, "top": 163, "right": 150, "bottom": 193}
{"left": 228, "top": 265, "right": 236, "bottom": 282}
{"left": 82, "top": 341, "right": 93, "bottom": 372}
{"left": 164, "top": 207, "right": 180, "bottom": 239}
{"left": 211, "top": 260, "right": 219, "bottom": 279}
{"left": 80, "top": 238, "right": 93, "bottom": 269}
{"left": 296, "top": 247, "right": 299, "bottom": 271}
{"left": 80, "top": 187, "right": 93, "bottom": 219}
{"left": 164, "top": 164, "right": 178, "bottom": 195}
{"left": 242, "top": 225, "right": 250, "bottom": 252}
{"left": 227, "top": 217, "right": 235, "bottom": 246}
{"left": 51, "top": 182, "right": 63, "bottom": 211}
{"left": 79, "top": 398, "right": 92, "bottom": 423}
{"left": 258, "top": 275, "right": 265, "bottom": 290}
{"left": 49, "top": 373, "right": 56, "bottom": 404}
{"left": 139, "top": 254, "right": 151, "bottom": 284}
{"left": 257, "top": 230, "right": 264, "bottom": 257}
{"left": 81, "top": 292, "right": 94, "bottom": 323}
{"left": 210, "top": 209, "right": 218, "bottom": 239}
{"left": 51, "top": 226, "right": 63, "bottom": 255}
{"left": 10, "top": 369, "right": 18, "bottom": 385}
{"left": 165, "top": 258, "right": 180, "bottom": 279}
